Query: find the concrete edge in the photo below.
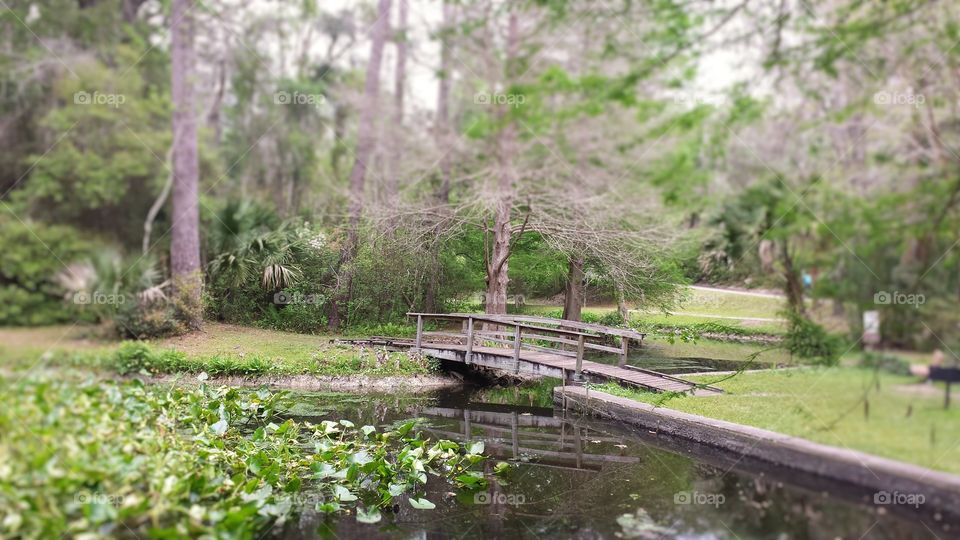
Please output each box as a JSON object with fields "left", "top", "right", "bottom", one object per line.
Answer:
{"left": 554, "top": 385, "right": 960, "bottom": 512}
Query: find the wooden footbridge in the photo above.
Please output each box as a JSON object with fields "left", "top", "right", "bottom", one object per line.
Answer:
{"left": 343, "top": 313, "right": 721, "bottom": 395}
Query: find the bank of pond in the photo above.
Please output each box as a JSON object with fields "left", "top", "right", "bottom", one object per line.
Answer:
{"left": 1, "top": 372, "right": 956, "bottom": 539}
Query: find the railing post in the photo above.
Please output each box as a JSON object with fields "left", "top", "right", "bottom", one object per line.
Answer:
{"left": 575, "top": 334, "right": 585, "bottom": 380}
{"left": 465, "top": 316, "right": 474, "bottom": 365}
{"left": 512, "top": 324, "right": 522, "bottom": 374}
{"left": 415, "top": 314, "right": 423, "bottom": 352}
{"left": 511, "top": 411, "right": 519, "bottom": 458}
{"left": 619, "top": 337, "right": 629, "bottom": 367}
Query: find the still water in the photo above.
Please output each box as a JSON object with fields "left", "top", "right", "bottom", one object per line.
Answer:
{"left": 278, "top": 387, "right": 956, "bottom": 540}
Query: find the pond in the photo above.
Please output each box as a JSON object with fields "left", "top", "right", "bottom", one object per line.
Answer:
{"left": 278, "top": 386, "right": 953, "bottom": 540}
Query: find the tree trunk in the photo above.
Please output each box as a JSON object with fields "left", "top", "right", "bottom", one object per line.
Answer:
{"left": 170, "top": 0, "right": 202, "bottom": 330}
{"left": 484, "top": 11, "right": 519, "bottom": 317}
{"left": 562, "top": 256, "right": 585, "bottom": 321}
{"left": 122, "top": 0, "right": 147, "bottom": 22}
{"left": 329, "top": 0, "right": 392, "bottom": 331}
{"left": 331, "top": 104, "right": 348, "bottom": 181}
{"left": 422, "top": 0, "right": 455, "bottom": 314}
{"left": 386, "top": 0, "right": 407, "bottom": 202}
{"left": 616, "top": 283, "right": 629, "bottom": 323}
{"left": 435, "top": 0, "right": 454, "bottom": 203}
{"left": 780, "top": 241, "right": 805, "bottom": 316}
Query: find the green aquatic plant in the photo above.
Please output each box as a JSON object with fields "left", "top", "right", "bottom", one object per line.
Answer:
{"left": 0, "top": 376, "right": 486, "bottom": 538}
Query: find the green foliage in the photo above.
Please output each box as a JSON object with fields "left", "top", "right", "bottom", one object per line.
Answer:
{"left": 92, "top": 340, "right": 436, "bottom": 378}
{"left": 110, "top": 341, "right": 189, "bottom": 374}
{"left": 0, "top": 375, "right": 487, "bottom": 538}
{"left": 341, "top": 321, "right": 418, "bottom": 338}
{"left": 474, "top": 378, "right": 562, "bottom": 408}
{"left": 857, "top": 352, "right": 911, "bottom": 376}
{"left": 699, "top": 178, "right": 788, "bottom": 281}
{"left": 113, "top": 299, "right": 185, "bottom": 339}
{"left": 206, "top": 202, "right": 337, "bottom": 332}
{"left": 0, "top": 217, "right": 90, "bottom": 325}
{"left": 782, "top": 311, "right": 843, "bottom": 366}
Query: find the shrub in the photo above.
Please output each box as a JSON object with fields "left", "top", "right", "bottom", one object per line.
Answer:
{"left": 594, "top": 310, "right": 627, "bottom": 327}
{"left": 343, "top": 321, "right": 418, "bottom": 338}
{"left": 109, "top": 341, "right": 189, "bottom": 374}
{"left": 783, "top": 311, "right": 844, "bottom": 366}
{"left": 257, "top": 287, "right": 328, "bottom": 333}
{"left": 858, "top": 352, "right": 912, "bottom": 376}
{"left": 114, "top": 299, "right": 185, "bottom": 339}
{"left": 110, "top": 341, "right": 155, "bottom": 374}
{"left": 0, "top": 218, "right": 90, "bottom": 325}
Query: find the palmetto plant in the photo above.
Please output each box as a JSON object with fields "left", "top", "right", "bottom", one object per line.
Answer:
{"left": 207, "top": 201, "right": 304, "bottom": 290}
{"left": 57, "top": 250, "right": 162, "bottom": 296}
{"left": 55, "top": 249, "right": 166, "bottom": 321}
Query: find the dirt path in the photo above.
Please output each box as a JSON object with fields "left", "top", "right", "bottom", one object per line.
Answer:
{"left": 688, "top": 285, "right": 785, "bottom": 299}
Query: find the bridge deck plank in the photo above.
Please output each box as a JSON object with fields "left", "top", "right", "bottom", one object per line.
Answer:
{"left": 351, "top": 338, "right": 720, "bottom": 395}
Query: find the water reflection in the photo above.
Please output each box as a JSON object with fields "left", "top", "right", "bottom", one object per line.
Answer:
{"left": 280, "top": 389, "right": 957, "bottom": 540}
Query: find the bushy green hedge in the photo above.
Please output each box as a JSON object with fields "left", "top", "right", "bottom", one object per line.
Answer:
{"left": 783, "top": 311, "right": 844, "bottom": 366}
{"left": 0, "top": 218, "right": 90, "bottom": 325}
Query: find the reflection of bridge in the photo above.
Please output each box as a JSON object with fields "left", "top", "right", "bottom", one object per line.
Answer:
{"left": 418, "top": 403, "right": 640, "bottom": 471}
{"left": 344, "top": 313, "right": 721, "bottom": 395}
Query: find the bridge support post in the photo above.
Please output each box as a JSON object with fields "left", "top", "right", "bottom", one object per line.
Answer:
{"left": 415, "top": 314, "right": 423, "bottom": 352}
{"left": 619, "top": 338, "right": 629, "bottom": 368}
{"left": 512, "top": 325, "right": 522, "bottom": 374}
{"left": 574, "top": 334, "right": 585, "bottom": 380}
{"left": 465, "top": 317, "right": 474, "bottom": 365}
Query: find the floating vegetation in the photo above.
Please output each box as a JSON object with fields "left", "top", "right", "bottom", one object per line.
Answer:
{"left": 0, "top": 376, "right": 487, "bottom": 538}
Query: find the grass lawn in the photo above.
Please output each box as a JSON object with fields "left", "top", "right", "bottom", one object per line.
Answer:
{"left": 639, "top": 335, "right": 794, "bottom": 366}
{"left": 0, "top": 322, "right": 431, "bottom": 377}
{"left": 593, "top": 367, "right": 960, "bottom": 474}
{"left": 631, "top": 312, "right": 787, "bottom": 335}
{"left": 525, "top": 286, "right": 856, "bottom": 337}
{"left": 676, "top": 286, "right": 785, "bottom": 319}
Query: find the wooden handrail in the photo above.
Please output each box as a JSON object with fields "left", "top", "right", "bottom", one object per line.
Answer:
{"left": 424, "top": 329, "right": 622, "bottom": 355}
{"left": 449, "top": 313, "right": 647, "bottom": 341}
{"left": 408, "top": 312, "right": 643, "bottom": 379}
{"left": 408, "top": 312, "right": 596, "bottom": 339}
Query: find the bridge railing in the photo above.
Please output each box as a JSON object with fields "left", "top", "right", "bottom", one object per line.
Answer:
{"left": 406, "top": 312, "right": 646, "bottom": 379}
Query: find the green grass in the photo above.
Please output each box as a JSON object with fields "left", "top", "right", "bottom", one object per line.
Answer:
{"left": 0, "top": 323, "right": 433, "bottom": 377}
{"left": 639, "top": 336, "right": 793, "bottom": 365}
{"left": 591, "top": 367, "right": 960, "bottom": 474}
{"left": 522, "top": 286, "right": 859, "bottom": 337}
{"left": 673, "top": 287, "right": 785, "bottom": 319}
{"left": 631, "top": 313, "right": 786, "bottom": 336}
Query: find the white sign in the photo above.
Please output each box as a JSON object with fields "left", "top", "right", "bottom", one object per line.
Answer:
{"left": 863, "top": 310, "right": 881, "bottom": 346}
